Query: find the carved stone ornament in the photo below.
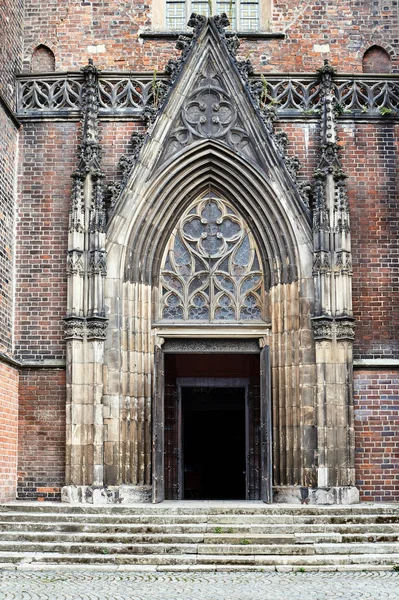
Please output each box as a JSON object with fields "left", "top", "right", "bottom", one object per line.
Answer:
{"left": 64, "top": 318, "right": 86, "bottom": 339}
{"left": 86, "top": 319, "right": 108, "bottom": 340}
{"left": 118, "top": 131, "right": 146, "bottom": 184}
{"left": 66, "top": 250, "right": 84, "bottom": 276}
{"left": 159, "top": 191, "right": 265, "bottom": 323}
{"left": 105, "top": 180, "right": 122, "bottom": 211}
{"left": 160, "top": 58, "right": 258, "bottom": 165}
{"left": 163, "top": 338, "right": 261, "bottom": 354}
{"left": 335, "top": 319, "right": 355, "bottom": 340}
{"left": 312, "top": 252, "right": 331, "bottom": 276}
{"left": 311, "top": 318, "right": 334, "bottom": 340}
{"left": 311, "top": 317, "right": 354, "bottom": 341}
{"left": 88, "top": 250, "right": 107, "bottom": 277}
{"left": 334, "top": 251, "right": 352, "bottom": 274}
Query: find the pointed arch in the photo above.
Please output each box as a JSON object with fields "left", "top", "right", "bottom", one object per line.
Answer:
{"left": 108, "top": 140, "right": 312, "bottom": 291}
{"left": 101, "top": 16, "right": 316, "bottom": 493}
{"left": 362, "top": 45, "right": 392, "bottom": 73}
{"left": 103, "top": 140, "right": 315, "bottom": 491}
{"left": 31, "top": 44, "right": 56, "bottom": 72}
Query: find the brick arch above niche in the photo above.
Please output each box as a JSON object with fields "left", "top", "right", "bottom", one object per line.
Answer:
{"left": 31, "top": 44, "right": 56, "bottom": 73}
{"left": 362, "top": 45, "right": 391, "bottom": 74}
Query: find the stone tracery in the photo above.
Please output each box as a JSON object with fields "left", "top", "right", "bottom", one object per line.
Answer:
{"left": 160, "top": 192, "right": 265, "bottom": 322}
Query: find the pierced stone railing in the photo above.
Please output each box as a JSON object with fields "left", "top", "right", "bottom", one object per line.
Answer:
{"left": 16, "top": 72, "right": 399, "bottom": 118}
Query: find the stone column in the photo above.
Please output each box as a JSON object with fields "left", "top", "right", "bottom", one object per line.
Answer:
{"left": 311, "top": 61, "right": 358, "bottom": 503}
{"left": 63, "top": 60, "right": 108, "bottom": 501}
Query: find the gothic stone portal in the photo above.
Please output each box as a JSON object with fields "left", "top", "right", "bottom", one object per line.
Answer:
{"left": 63, "top": 16, "right": 358, "bottom": 505}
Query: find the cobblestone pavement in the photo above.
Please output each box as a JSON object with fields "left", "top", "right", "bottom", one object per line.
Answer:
{"left": 0, "top": 569, "right": 399, "bottom": 600}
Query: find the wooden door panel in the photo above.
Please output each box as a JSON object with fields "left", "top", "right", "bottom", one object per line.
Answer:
{"left": 152, "top": 346, "right": 165, "bottom": 503}
{"left": 260, "top": 346, "right": 273, "bottom": 503}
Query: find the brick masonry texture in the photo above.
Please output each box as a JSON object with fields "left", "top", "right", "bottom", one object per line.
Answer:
{"left": 341, "top": 122, "right": 399, "bottom": 360}
{"left": 0, "top": 362, "right": 19, "bottom": 502}
{"left": 15, "top": 121, "right": 78, "bottom": 362}
{"left": 354, "top": 370, "right": 399, "bottom": 502}
{"left": 0, "top": 0, "right": 23, "bottom": 105}
{"left": 0, "top": 110, "right": 18, "bottom": 355}
{"left": 0, "top": 0, "right": 23, "bottom": 502}
{"left": 21, "top": 0, "right": 398, "bottom": 74}
{"left": 17, "top": 369, "right": 66, "bottom": 501}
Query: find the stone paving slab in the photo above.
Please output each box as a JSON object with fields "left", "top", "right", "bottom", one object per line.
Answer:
{"left": 0, "top": 569, "right": 399, "bottom": 599}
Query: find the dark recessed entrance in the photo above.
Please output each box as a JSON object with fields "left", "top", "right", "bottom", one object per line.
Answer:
{"left": 182, "top": 386, "right": 246, "bottom": 500}
{"left": 159, "top": 351, "right": 272, "bottom": 501}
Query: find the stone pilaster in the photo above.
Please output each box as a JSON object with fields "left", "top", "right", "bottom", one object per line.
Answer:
{"left": 311, "top": 61, "right": 356, "bottom": 491}
{"left": 64, "top": 60, "right": 107, "bottom": 488}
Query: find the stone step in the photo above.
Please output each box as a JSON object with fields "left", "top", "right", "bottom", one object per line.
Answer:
{"left": 1, "top": 511, "right": 399, "bottom": 526}
{"left": 0, "top": 541, "right": 319, "bottom": 555}
{"left": 0, "top": 551, "right": 399, "bottom": 568}
{"left": 0, "top": 531, "right": 347, "bottom": 545}
{"left": 2, "top": 520, "right": 399, "bottom": 535}
{"left": 1, "top": 540, "right": 399, "bottom": 556}
{"left": 1, "top": 503, "right": 398, "bottom": 516}
{"left": 2, "top": 504, "right": 399, "bottom": 570}
{"left": 2, "top": 521, "right": 399, "bottom": 536}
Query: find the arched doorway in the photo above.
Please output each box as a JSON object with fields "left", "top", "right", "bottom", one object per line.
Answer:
{"left": 151, "top": 190, "right": 273, "bottom": 501}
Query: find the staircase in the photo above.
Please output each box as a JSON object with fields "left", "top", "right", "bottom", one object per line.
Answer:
{"left": 0, "top": 502, "right": 399, "bottom": 571}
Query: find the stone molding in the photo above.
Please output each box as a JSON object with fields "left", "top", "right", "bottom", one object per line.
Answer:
{"left": 311, "top": 317, "right": 355, "bottom": 341}
{"left": 162, "top": 338, "right": 261, "bottom": 354}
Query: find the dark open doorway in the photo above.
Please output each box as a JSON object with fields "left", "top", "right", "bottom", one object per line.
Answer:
{"left": 157, "top": 350, "right": 272, "bottom": 503}
{"left": 182, "top": 386, "right": 246, "bottom": 500}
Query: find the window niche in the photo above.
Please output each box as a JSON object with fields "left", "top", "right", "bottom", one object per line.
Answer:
{"left": 362, "top": 45, "right": 391, "bottom": 74}
{"left": 31, "top": 45, "right": 56, "bottom": 73}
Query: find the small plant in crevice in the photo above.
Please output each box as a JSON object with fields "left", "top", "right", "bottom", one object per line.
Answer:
{"left": 213, "top": 527, "right": 223, "bottom": 534}
{"left": 240, "top": 538, "right": 251, "bottom": 545}
{"left": 151, "top": 68, "right": 163, "bottom": 111}
{"left": 379, "top": 106, "right": 394, "bottom": 116}
{"left": 302, "top": 108, "right": 320, "bottom": 116}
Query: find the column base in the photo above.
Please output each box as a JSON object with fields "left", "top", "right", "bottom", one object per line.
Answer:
{"left": 273, "top": 486, "right": 360, "bottom": 505}
{"left": 61, "top": 485, "right": 152, "bottom": 504}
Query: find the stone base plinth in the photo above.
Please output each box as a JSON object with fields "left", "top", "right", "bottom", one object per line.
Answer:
{"left": 61, "top": 485, "right": 152, "bottom": 504}
{"left": 273, "top": 486, "right": 360, "bottom": 505}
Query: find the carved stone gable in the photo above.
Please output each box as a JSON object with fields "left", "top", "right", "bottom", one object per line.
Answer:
{"left": 159, "top": 57, "right": 258, "bottom": 166}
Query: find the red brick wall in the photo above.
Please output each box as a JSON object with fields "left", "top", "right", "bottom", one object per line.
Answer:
{"left": 0, "top": 0, "right": 24, "bottom": 105}
{"left": 15, "top": 121, "right": 78, "bottom": 362}
{"left": 354, "top": 370, "right": 399, "bottom": 502}
{"left": 0, "top": 361, "right": 19, "bottom": 502}
{"left": 341, "top": 122, "right": 399, "bottom": 360}
{"left": 0, "top": 109, "right": 18, "bottom": 355}
{"left": 21, "top": 0, "right": 398, "bottom": 74}
{"left": 18, "top": 369, "right": 66, "bottom": 500}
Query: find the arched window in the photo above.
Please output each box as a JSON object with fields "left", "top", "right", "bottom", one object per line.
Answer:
{"left": 165, "top": 0, "right": 260, "bottom": 30}
{"left": 362, "top": 45, "right": 391, "bottom": 74}
{"left": 159, "top": 191, "right": 265, "bottom": 322}
{"left": 31, "top": 45, "right": 55, "bottom": 72}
